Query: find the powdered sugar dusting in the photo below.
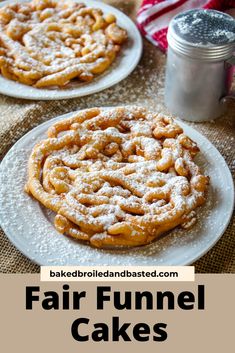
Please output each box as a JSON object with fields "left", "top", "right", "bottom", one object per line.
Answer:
{"left": 172, "top": 9, "right": 235, "bottom": 46}
{"left": 0, "top": 109, "right": 233, "bottom": 265}
{"left": 0, "top": 0, "right": 142, "bottom": 100}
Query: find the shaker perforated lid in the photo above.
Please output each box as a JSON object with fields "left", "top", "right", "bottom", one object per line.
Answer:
{"left": 167, "top": 9, "right": 235, "bottom": 60}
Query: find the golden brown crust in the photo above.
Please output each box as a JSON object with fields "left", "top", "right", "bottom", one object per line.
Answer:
{"left": 0, "top": 0, "right": 127, "bottom": 87}
{"left": 25, "top": 106, "right": 209, "bottom": 248}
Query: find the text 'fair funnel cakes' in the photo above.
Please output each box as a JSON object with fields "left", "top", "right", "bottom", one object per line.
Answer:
{"left": 0, "top": 0, "right": 127, "bottom": 88}
{"left": 25, "top": 107, "right": 209, "bottom": 248}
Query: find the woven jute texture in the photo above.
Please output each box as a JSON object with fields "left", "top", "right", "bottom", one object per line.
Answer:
{"left": 0, "top": 0, "right": 234, "bottom": 273}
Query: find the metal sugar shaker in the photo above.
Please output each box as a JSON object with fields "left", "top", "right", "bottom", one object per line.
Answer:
{"left": 164, "top": 9, "right": 235, "bottom": 122}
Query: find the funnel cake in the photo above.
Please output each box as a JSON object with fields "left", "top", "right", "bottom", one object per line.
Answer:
{"left": 25, "top": 107, "right": 209, "bottom": 248}
{"left": 0, "top": 0, "right": 127, "bottom": 88}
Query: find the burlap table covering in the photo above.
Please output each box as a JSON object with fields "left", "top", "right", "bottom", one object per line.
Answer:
{"left": 0, "top": 0, "right": 234, "bottom": 273}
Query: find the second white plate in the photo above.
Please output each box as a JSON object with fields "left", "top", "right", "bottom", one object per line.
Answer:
{"left": 0, "top": 108, "right": 234, "bottom": 266}
{"left": 0, "top": 0, "right": 143, "bottom": 100}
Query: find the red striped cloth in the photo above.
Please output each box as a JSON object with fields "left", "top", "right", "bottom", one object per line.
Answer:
{"left": 136, "top": 0, "right": 235, "bottom": 52}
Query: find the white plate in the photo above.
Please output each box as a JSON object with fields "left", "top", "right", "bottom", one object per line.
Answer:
{"left": 0, "top": 0, "right": 142, "bottom": 100}
{"left": 0, "top": 109, "right": 234, "bottom": 266}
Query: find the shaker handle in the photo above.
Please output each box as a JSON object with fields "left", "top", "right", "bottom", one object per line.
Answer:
{"left": 220, "top": 55, "right": 235, "bottom": 103}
